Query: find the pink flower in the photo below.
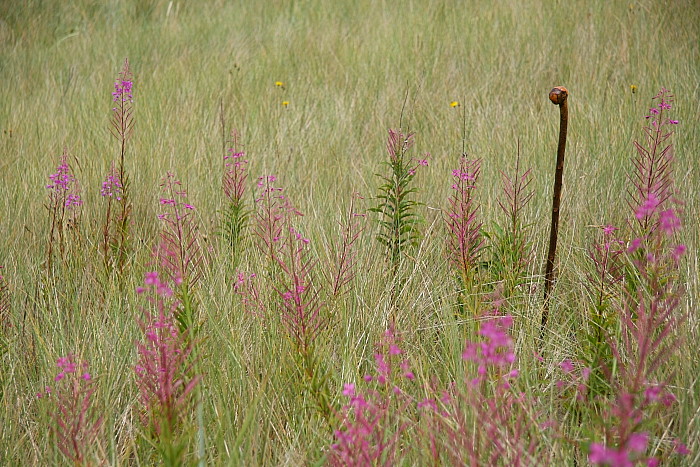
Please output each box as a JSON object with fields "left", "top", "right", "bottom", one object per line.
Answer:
{"left": 560, "top": 359, "right": 574, "bottom": 373}
{"left": 658, "top": 209, "right": 680, "bottom": 234}
{"left": 674, "top": 441, "right": 690, "bottom": 455}
{"left": 628, "top": 432, "right": 648, "bottom": 453}
{"left": 602, "top": 224, "right": 618, "bottom": 236}
{"left": 144, "top": 271, "right": 159, "bottom": 285}
{"left": 672, "top": 244, "right": 687, "bottom": 261}
{"left": 635, "top": 194, "right": 660, "bottom": 219}
{"left": 628, "top": 237, "right": 642, "bottom": 253}
{"left": 417, "top": 398, "right": 437, "bottom": 411}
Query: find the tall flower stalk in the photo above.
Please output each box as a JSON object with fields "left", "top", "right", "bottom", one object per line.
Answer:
{"left": 39, "top": 354, "right": 103, "bottom": 466}
{"left": 492, "top": 144, "right": 534, "bottom": 296}
{"left": 106, "top": 58, "right": 134, "bottom": 274}
{"left": 252, "top": 176, "right": 332, "bottom": 420}
{"left": 370, "top": 130, "right": 425, "bottom": 272}
{"left": 627, "top": 88, "right": 677, "bottom": 238}
{"left": 220, "top": 129, "right": 250, "bottom": 265}
{"left": 444, "top": 157, "right": 483, "bottom": 313}
{"left": 153, "top": 172, "right": 205, "bottom": 334}
{"left": 370, "top": 129, "right": 427, "bottom": 320}
{"left": 45, "top": 148, "right": 82, "bottom": 271}
{"left": 135, "top": 272, "right": 201, "bottom": 466}
{"left": 329, "top": 192, "right": 366, "bottom": 299}
{"left": 587, "top": 89, "right": 687, "bottom": 466}
{"left": 589, "top": 198, "right": 686, "bottom": 466}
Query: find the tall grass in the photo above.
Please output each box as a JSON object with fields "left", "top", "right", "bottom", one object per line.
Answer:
{"left": 1, "top": 0, "right": 698, "bottom": 464}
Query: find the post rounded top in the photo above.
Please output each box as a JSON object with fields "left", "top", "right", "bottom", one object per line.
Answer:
{"left": 549, "top": 86, "right": 568, "bottom": 105}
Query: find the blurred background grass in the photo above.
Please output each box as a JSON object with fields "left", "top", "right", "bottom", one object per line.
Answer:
{"left": 1, "top": 0, "right": 698, "bottom": 464}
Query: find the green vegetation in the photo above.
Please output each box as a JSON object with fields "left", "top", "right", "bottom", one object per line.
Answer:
{"left": 0, "top": 0, "right": 698, "bottom": 464}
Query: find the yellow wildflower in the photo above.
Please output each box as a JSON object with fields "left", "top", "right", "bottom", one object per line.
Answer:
{"left": 282, "top": 101, "right": 289, "bottom": 107}
{"left": 450, "top": 101, "right": 460, "bottom": 108}
{"left": 630, "top": 84, "right": 637, "bottom": 94}
{"left": 275, "top": 81, "right": 284, "bottom": 87}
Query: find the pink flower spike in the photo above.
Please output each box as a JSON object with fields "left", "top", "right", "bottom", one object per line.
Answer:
{"left": 560, "top": 359, "right": 574, "bottom": 373}
{"left": 628, "top": 432, "right": 648, "bottom": 453}
{"left": 672, "top": 244, "right": 687, "bottom": 261}
{"left": 602, "top": 224, "right": 618, "bottom": 236}
{"left": 658, "top": 209, "right": 681, "bottom": 234}
{"left": 635, "top": 193, "right": 660, "bottom": 219}
{"left": 342, "top": 383, "right": 355, "bottom": 397}
{"left": 144, "top": 271, "right": 159, "bottom": 285}
{"left": 675, "top": 441, "right": 690, "bottom": 455}
{"left": 628, "top": 237, "right": 642, "bottom": 253}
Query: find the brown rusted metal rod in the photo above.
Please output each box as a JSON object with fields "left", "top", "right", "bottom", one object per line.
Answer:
{"left": 541, "top": 86, "right": 569, "bottom": 331}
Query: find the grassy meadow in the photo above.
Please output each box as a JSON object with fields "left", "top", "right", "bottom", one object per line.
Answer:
{"left": 1, "top": 0, "right": 699, "bottom": 464}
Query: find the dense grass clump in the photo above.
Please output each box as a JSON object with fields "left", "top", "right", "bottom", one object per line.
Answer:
{"left": 1, "top": 1, "right": 698, "bottom": 465}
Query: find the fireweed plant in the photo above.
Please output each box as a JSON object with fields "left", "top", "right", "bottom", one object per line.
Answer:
{"left": 251, "top": 175, "right": 333, "bottom": 421}
{"left": 627, "top": 88, "right": 678, "bottom": 238}
{"left": 220, "top": 129, "right": 250, "bottom": 266}
{"left": 444, "top": 156, "right": 484, "bottom": 315}
{"left": 329, "top": 328, "right": 415, "bottom": 465}
{"left": 135, "top": 272, "right": 201, "bottom": 466}
{"left": 330, "top": 307, "right": 546, "bottom": 465}
{"left": 153, "top": 172, "right": 206, "bottom": 335}
{"left": 45, "top": 147, "right": 83, "bottom": 272}
{"left": 426, "top": 309, "right": 544, "bottom": 466}
{"left": 578, "top": 91, "right": 682, "bottom": 410}
{"left": 37, "top": 354, "right": 103, "bottom": 466}
{"left": 328, "top": 192, "right": 366, "bottom": 300}
{"left": 586, "top": 198, "right": 688, "bottom": 466}
{"left": 490, "top": 143, "right": 535, "bottom": 298}
{"left": 569, "top": 90, "right": 688, "bottom": 465}
{"left": 104, "top": 58, "right": 134, "bottom": 274}
{"left": 370, "top": 129, "right": 427, "bottom": 316}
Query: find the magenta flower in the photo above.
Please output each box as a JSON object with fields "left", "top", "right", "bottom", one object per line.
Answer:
{"left": 462, "top": 314, "right": 516, "bottom": 383}
{"left": 112, "top": 76, "right": 133, "bottom": 103}
{"left": 589, "top": 443, "right": 633, "bottom": 467}
{"left": 46, "top": 151, "right": 82, "bottom": 209}
{"left": 100, "top": 162, "right": 123, "bottom": 200}
{"left": 134, "top": 272, "right": 200, "bottom": 440}
{"left": 658, "top": 209, "right": 681, "bottom": 234}
{"left": 635, "top": 193, "right": 660, "bottom": 220}
{"left": 45, "top": 355, "right": 102, "bottom": 464}
{"left": 560, "top": 359, "right": 575, "bottom": 373}
{"left": 342, "top": 384, "right": 356, "bottom": 397}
